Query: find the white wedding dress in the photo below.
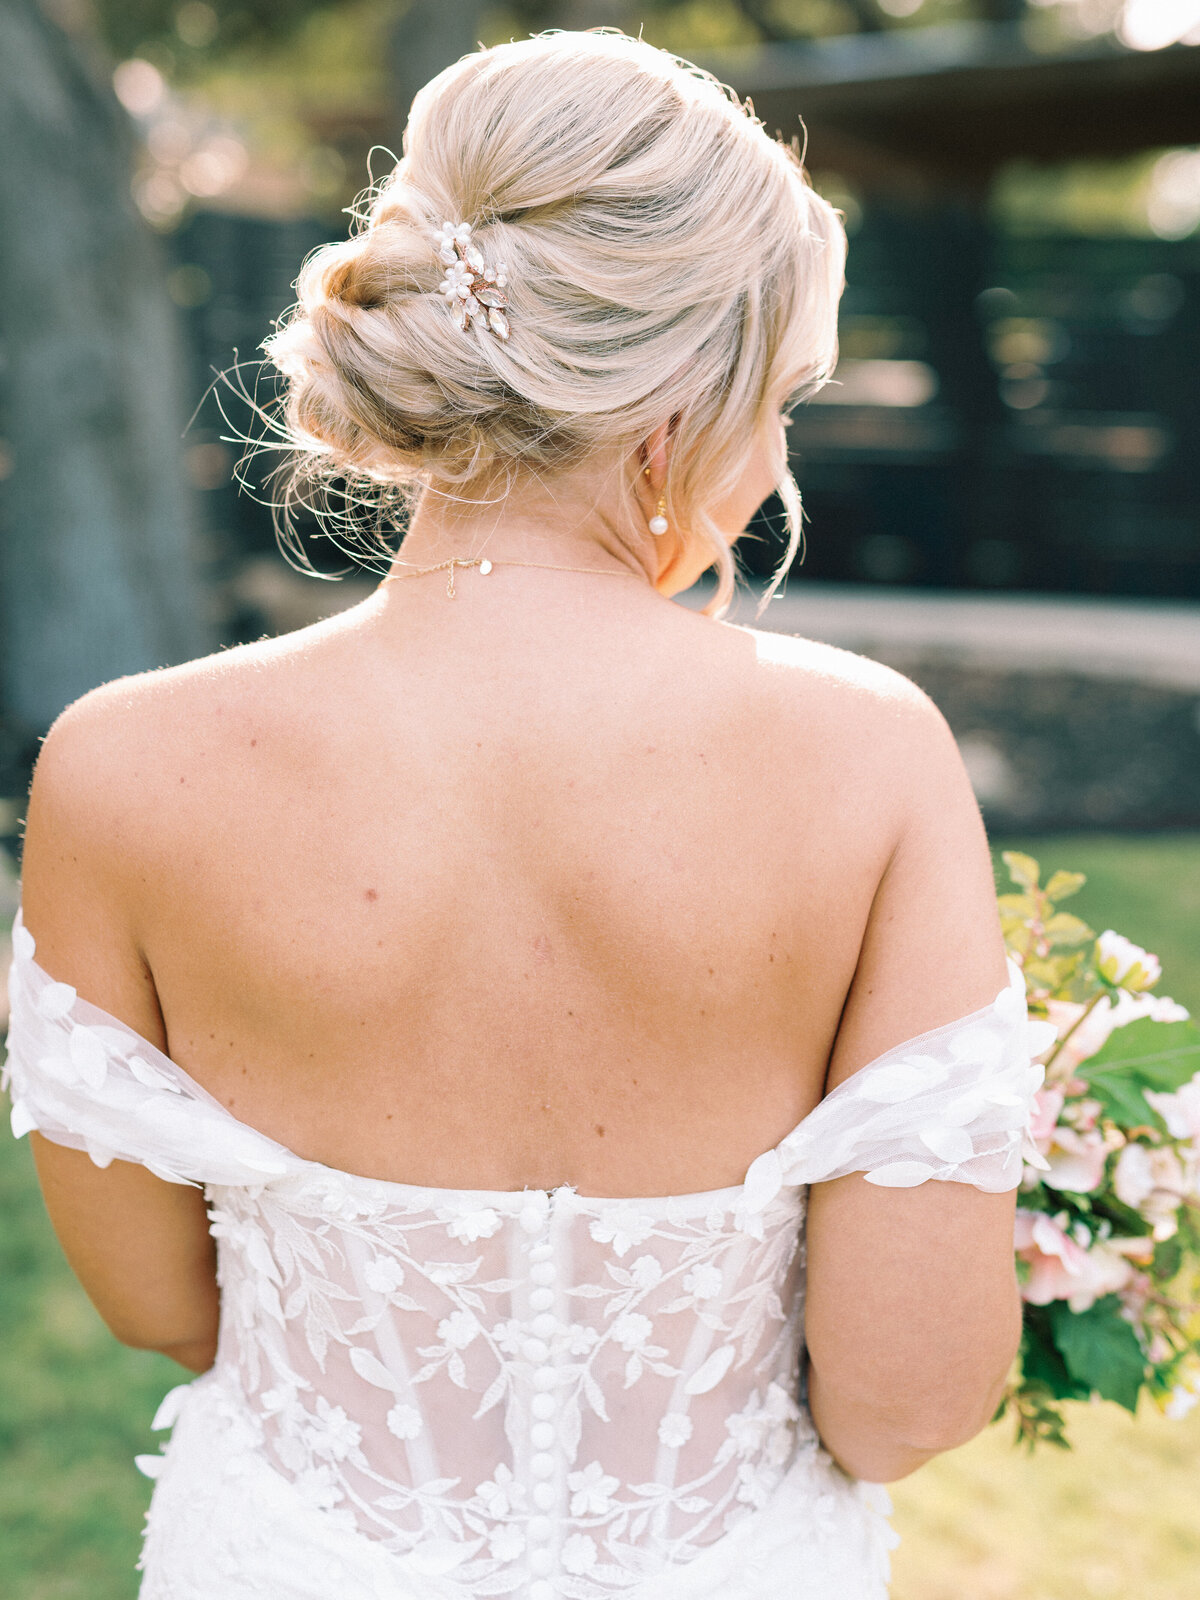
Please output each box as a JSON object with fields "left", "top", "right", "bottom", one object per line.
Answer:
{"left": 5, "top": 908, "right": 1049, "bottom": 1599}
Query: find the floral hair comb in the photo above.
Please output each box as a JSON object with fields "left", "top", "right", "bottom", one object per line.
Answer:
{"left": 434, "top": 221, "right": 510, "bottom": 340}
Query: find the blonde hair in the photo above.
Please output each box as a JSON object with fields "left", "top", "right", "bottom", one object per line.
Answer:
{"left": 265, "top": 29, "right": 846, "bottom": 613}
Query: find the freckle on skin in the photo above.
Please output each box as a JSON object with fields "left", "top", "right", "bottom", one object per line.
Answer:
{"left": 250, "top": 738, "right": 257, "bottom": 747}
{"left": 595, "top": 1124, "right": 605, "bottom": 1137}
{"left": 364, "top": 888, "right": 378, "bottom": 902}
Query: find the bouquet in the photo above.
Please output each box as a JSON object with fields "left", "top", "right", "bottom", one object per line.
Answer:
{"left": 995, "top": 852, "right": 1200, "bottom": 1448}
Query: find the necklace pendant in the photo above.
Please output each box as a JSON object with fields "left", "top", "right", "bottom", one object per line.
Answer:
{"left": 479, "top": 559, "right": 493, "bottom": 575}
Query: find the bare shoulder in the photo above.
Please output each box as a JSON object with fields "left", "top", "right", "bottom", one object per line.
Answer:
{"left": 727, "top": 623, "right": 959, "bottom": 779}
{"left": 26, "top": 616, "right": 353, "bottom": 880}
{"left": 35, "top": 635, "right": 285, "bottom": 797}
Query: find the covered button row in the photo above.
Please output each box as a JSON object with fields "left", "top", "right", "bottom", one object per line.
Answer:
{"left": 526, "top": 1236, "right": 559, "bottom": 1591}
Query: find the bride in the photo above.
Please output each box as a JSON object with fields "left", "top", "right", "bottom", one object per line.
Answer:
{"left": 6, "top": 30, "right": 1046, "bottom": 1600}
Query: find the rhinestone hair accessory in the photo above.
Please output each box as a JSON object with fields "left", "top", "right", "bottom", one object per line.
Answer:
{"left": 434, "top": 221, "right": 510, "bottom": 341}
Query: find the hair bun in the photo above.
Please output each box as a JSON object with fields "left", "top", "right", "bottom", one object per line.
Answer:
{"left": 263, "top": 30, "right": 845, "bottom": 613}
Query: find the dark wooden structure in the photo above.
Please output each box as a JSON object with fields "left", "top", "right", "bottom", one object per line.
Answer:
{"left": 714, "top": 22, "right": 1200, "bottom": 189}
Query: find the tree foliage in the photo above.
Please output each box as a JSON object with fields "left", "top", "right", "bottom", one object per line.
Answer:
{"left": 90, "top": 0, "right": 1028, "bottom": 69}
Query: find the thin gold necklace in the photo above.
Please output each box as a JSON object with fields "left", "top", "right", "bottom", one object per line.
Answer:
{"left": 382, "top": 554, "right": 640, "bottom": 599}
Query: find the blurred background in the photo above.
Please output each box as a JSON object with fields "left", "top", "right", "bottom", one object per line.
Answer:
{"left": 0, "top": 2, "right": 1198, "bottom": 1596}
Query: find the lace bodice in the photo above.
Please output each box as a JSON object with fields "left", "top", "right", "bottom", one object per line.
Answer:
{"left": 4, "top": 911, "right": 1051, "bottom": 1599}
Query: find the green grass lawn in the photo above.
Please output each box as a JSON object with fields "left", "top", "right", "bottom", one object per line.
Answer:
{"left": 0, "top": 834, "right": 1197, "bottom": 1598}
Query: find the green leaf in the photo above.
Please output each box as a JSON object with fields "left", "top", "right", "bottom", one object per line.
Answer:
{"left": 1154, "top": 1234, "right": 1184, "bottom": 1282}
{"left": 997, "top": 893, "right": 1036, "bottom": 917}
{"left": 1047, "top": 1296, "right": 1146, "bottom": 1413}
{"left": 1044, "top": 869, "right": 1087, "bottom": 903}
{"left": 1077, "top": 1072, "right": 1160, "bottom": 1129}
{"left": 1092, "top": 1192, "right": 1152, "bottom": 1237}
{"left": 1078, "top": 1019, "right": 1200, "bottom": 1127}
{"left": 1020, "top": 1306, "right": 1090, "bottom": 1402}
{"left": 1003, "top": 851, "right": 1041, "bottom": 892}
{"left": 1043, "top": 911, "right": 1096, "bottom": 948}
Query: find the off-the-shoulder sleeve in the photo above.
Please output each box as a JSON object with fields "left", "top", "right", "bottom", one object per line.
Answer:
{"left": 734, "top": 962, "right": 1055, "bottom": 1230}
{"left": 4, "top": 915, "right": 293, "bottom": 1187}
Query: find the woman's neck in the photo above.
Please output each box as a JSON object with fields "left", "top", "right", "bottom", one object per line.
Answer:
{"left": 390, "top": 461, "right": 656, "bottom": 584}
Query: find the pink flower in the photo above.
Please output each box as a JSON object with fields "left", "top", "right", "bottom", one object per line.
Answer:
{"left": 1026, "top": 1086, "right": 1117, "bottom": 1193}
{"left": 1042, "top": 1125, "right": 1114, "bottom": 1194}
{"left": 1028, "top": 1087, "right": 1065, "bottom": 1154}
{"left": 1065, "top": 1098, "right": 1103, "bottom": 1134}
{"left": 1014, "top": 1211, "right": 1141, "bottom": 1311}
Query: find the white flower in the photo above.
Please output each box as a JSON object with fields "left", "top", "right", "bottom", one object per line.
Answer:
{"left": 657, "top": 1411, "right": 693, "bottom": 1449}
{"left": 1096, "top": 930, "right": 1161, "bottom": 991}
{"left": 682, "top": 1263, "right": 723, "bottom": 1300}
{"left": 385, "top": 1403, "right": 422, "bottom": 1441}
{"left": 1146, "top": 1075, "right": 1200, "bottom": 1143}
{"left": 1113, "top": 1143, "right": 1188, "bottom": 1239}
{"left": 293, "top": 1462, "right": 344, "bottom": 1511}
{"left": 589, "top": 1207, "right": 654, "bottom": 1257}
{"left": 488, "top": 1524, "right": 525, "bottom": 1562}
{"left": 611, "top": 1312, "right": 652, "bottom": 1351}
{"left": 444, "top": 1206, "right": 501, "bottom": 1243}
{"left": 628, "top": 1254, "right": 663, "bottom": 1289}
{"left": 1163, "top": 1357, "right": 1200, "bottom": 1420}
{"left": 437, "top": 1309, "right": 481, "bottom": 1349}
{"left": 259, "top": 1383, "right": 298, "bottom": 1417}
{"left": 363, "top": 1256, "right": 406, "bottom": 1295}
{"left": 307, "top": 1396, "right": 361, "bottom": 1461}
{"left": 474, "top": 1463, "right": 525, "bottom": 1518}
{"left": 567, "top": 1460, "right": 620, "bottom": 1517}
{"left": 1166, "top": 1385, "right": 1200, "bottom": 1421}
{"left": 562, "top": 1533, "right": 599, "bottom": 1573}
{"left": 1114, "top": 1143, "right": 1157, "bottom": 1209}
{"left": 735, "top": 1458, "right": 780, "bottom": 1510}
{"left": 563, "top": 1322, "right": 599, "bottom": 1356}
{"left": 723, "top": 1384, "right": 800, "bottom": 1462}
{"left": 491, "top": 1319, "right": 525, "bottom": 1356}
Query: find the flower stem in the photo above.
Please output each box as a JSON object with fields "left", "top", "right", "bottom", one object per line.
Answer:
{"left": 1043, "top": 991, "right": 1107, "bottom": 1076}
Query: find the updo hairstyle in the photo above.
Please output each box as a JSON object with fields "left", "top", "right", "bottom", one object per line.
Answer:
{"left": 265, "top": 30, "right": 846, "bottom": 612}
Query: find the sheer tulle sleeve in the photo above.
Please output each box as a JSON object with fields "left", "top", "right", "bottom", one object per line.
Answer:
{"left": 3, "top": 914, "right": 292, "bottom": 1187}
{"left": 732, "top": 961, "right": 1054, "bottom": 1232}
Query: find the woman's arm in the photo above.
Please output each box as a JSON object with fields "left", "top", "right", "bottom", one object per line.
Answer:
{"left": 30, "top": 1138, "right": 219, "bottom": 1373}
{"left": 17, "top": 688, "right": 221, "bottom": 1372}
{"left": 804, "top": 690, "right": 1021, "bottom": 1483}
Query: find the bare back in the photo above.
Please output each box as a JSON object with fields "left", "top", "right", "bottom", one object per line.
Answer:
{"left": 23, "top": 572, "right": 999, "bottom": 1199}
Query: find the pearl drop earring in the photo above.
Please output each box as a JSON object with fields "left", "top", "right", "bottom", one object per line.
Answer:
{"left": 642, "top": 464, "right": 668, "bottom": 536}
